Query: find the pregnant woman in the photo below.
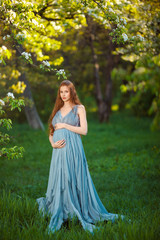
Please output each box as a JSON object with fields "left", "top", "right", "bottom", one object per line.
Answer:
{"left": 36, "top": 80, "right": 125, "bottom": 234}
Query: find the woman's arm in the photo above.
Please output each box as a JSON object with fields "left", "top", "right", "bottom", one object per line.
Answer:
{"left": 54, "top": 105, "right": 88, "bottom": 135}
{"left": 65, "top": 105, "right": 88, "bottom": 135}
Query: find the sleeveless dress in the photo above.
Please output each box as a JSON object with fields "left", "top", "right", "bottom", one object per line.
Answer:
{"left": 36, "top": 105, "right": 125, "bottom": 233}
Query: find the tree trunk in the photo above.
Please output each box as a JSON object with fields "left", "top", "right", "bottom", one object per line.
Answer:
{"left": 19, "top": 73, "right": 45, "bottom": 130}
{"left": 103, "top": 35, "right": 114, "bottom": 122}
{"left": 15, "top": 41, "right": 44, "bottom": 130}
{"left": 86, "top": 15, "right": 114, "bottom": 122}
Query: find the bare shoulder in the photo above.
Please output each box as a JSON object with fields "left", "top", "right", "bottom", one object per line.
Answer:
{"left": 77, "top": 104, "right": 86, "bottom": 111}
{"left": 77, "top": 104, "right": 86, "bottom": 115}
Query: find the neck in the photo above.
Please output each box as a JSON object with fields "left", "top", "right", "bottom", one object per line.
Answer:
{"left": 63, "top": 100, "right": 73, "bottom": 108}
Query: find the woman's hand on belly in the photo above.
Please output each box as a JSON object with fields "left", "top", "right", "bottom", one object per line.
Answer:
{"left": 52, "top": 139, "right": 66, "bottom": 149}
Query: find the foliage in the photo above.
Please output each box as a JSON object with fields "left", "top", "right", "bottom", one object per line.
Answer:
{"left": 113, "top": 1, "right": 160, "bottom": 131}
{"left": 0, "top": 0, "right": 159, "bottom": 130}
{"left": 0, "top": 0, "right": 132, "bottom": 89}
{"left": 0, "top": 92, "right": 25, "bottom": 160}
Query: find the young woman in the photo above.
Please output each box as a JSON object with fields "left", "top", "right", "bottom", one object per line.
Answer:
{"left": 36, "top": 80, "right": 126, "bottom": 234}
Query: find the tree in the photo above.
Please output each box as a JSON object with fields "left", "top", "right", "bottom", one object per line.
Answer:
{"left": 0, "top": 0, "right": 67, "bottom": 129}
{"left": 2, "top": 0, "right": 158, "bottom": 130}
{"left": 111, "top": 0, "right": 160, "bottom": 130}
{"left": 0, "top": 92, "right": 25, "bottom": 160}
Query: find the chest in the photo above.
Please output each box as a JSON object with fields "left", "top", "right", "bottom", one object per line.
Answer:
{"left": 52, "top": 110, "right": 80, "bottom": 127}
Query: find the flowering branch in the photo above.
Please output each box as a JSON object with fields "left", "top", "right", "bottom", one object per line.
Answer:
{"left": 0, "top": 92, "right": 25, "bottom": 160}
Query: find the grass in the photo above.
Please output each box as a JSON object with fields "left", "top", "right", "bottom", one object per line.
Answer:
{"left": 0, "top": 109, "right": 160, "bottom": 240}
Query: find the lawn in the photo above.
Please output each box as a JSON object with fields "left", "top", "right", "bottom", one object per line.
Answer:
{"left": 0, "top": 110, "right": 160, "bottom": 240}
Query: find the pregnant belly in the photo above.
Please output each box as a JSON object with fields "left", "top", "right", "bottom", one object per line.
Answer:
{"left": 53, "top": 128, "right": 81, "bottom": 145}
{"left": 53, "top": 129, "right": 68, "bottom": 142}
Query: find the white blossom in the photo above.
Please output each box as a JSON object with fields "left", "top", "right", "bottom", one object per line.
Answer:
{"left": 115, "top": 0, "right": 121, "bottom": 4}
{"left": 117, "top": 24, "right": 125, "bottom": 29}
{"left": 124, "top": 0, "right": 131, "bottom": 3}
{"left": 21, "top": 52, "right": 31, "bottom": 60}
{"left": 39, "top": 24, "right": 45, "bottom": 29}
{"left": 0, "top": 46, "right": 7, "bottom": 54}
{"left": 123, "top": 19, "right": 127, "bottom": 25}
{"left": 137, "top": 34, "right": 145, "bottom": 41}
{"left": 32, "top": 19, "right": 39, "bottom": 26}
{"left": 11, "top": 0, "right": 19, "bottom": 4}
{"left": 25, "top": 1, "right": 33, "bottom": 7}
{"left": 131, "top": 36, "right": 136, "bottom": 40}
{"left": 16, "top": 33, "right": 25, "bottom": 38}
{"left": 42, "top": 60, "right": 50, "bottom": 67}
{"left": 53, "top": 25, "right": 62, "bottom": 31}
{"left": 3, "top": 35, "right": 10, "bottom": 40}
{"left": 116, "top": 16, "right": 119, "bottom": 23}
{"left": 120, "top": 18, "right": 127, "bottom": 25}
{"left": 9, "top": 10, "right": 16, "bottom": 19}
{"left": 2, "top": 46, "right": 7, "bottom": 51}
{"left": 108, "top": 7, "right": 114, "bottom": 13}
{"left": 0, "top": 99, "right": 5, "bottom": 105}
{"left": 92, "top": 13, "right": 99, "bottom": 19}
{"left": 13, "top": 23, "right": 19, "bottom": 27}
{"left": 88, "top": 9, "right": 94, "bottom": 14}
{"left": 57, "top": 69, "right": 65, "bottom": 74}
{"left": 7, "top": 92, "right": 15, "bottom": 98}
{"left": 38, "top": 51, "right": 44, "bottom": 58}
{"left": 122, "top": 33, "right": 128, "bottom": 41}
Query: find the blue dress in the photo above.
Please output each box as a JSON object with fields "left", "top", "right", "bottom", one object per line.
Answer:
{"left": 36, "top": 105, "right": 125, "bottom": 233}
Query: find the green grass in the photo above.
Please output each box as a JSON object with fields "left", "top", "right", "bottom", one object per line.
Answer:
{"left": 0, "top": 110, "right": 160, "bottom": 240}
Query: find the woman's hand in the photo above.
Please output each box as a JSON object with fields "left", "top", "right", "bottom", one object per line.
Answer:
{"left": 52, "top": 139, "right": 66, "bottom": 149}
{"left": 54, "top": 123, "right": 66, "bottom": 130}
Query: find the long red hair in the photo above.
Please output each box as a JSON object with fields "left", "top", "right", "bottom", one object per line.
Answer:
{"left": 48, "top": 80, "right": 82, "bottom": 136}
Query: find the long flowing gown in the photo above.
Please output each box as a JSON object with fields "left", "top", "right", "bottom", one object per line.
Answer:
{"left": 36, "top": 105, "right": 125, "bottom": 233}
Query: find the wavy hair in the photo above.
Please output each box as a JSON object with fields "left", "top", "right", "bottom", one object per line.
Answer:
{"left": 48, "top": 80, "right": 82, "bottom": 136}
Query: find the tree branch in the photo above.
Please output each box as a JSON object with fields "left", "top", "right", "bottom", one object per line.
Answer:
{"left": 33, "top": 2, "right": 76, "bottom": 22}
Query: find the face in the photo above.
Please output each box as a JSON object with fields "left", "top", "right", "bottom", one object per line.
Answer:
{"left": 60, "top": 85, "right": 71, "bottom": 102}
